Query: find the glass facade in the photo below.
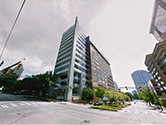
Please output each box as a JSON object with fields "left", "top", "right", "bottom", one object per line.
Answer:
{"left": 131, "top": 70, "right": 152, "bottom": 93}
{"left": 53, "top": 17, "right": 114, "bottom": 101}
{"left": 150, "top": 0, "right": 166, "bottom": 42}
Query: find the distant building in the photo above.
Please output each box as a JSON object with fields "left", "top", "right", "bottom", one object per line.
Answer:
{"left": 114, "top": 81, "right": 119, "bottom": 92}
{"left": 14, "top": 63, "right": 24, "bottom": 79}
{"left": 53, "top": 17, "right": 114, "bottom": 102}
{"left": 131, "top": 70, "right": 152, "bottom": 93}
{"left": 0, "top": 62, "right": 24, "bottom": 79}
{"left": 150, "top": 0, "right": 166, "bottom": 42}
{"left": 132, "top": 90, "right": 137, "bottom": 95}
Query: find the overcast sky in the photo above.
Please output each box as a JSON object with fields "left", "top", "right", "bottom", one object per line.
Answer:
{"left": 0, "top": 0, "right": 157, "bottom": 91}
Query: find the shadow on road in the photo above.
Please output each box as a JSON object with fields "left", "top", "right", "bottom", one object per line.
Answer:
{"left": 0, "top": 94, "right": 48, "bottom": 102}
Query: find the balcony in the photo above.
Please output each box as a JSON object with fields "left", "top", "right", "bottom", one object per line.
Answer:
{"left": 60, "top": 78, "right": 68, "bottom": 83}
{"left": 73, "top": 83, "right": 79, "bottom": 87}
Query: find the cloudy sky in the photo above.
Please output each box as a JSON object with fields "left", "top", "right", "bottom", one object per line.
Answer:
{"left": 0, "top": 0, "right": 157, "bottom": 91}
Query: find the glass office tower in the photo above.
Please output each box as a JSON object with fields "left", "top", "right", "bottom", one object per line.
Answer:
{"left": 131, "top": 70, "right": 152, "bottom": 93}
{"left": 54, "top": 17, "right": 114, "bottom": 102}
{"left": 54, "top": 17, "right": 90, "bottom": 101}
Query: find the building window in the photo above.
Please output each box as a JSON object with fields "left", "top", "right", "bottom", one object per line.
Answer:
{"left": 92, "top": 66, "right": 96, "bottom": 71}
{"left": 73, "top": 87, "right": 78, "bottom": 94}
{"left": 98, "top": 74, "right": 101, "bottom": 78}
{"left": 93, "top": 76, "right": 98, "bottom": 81}
{"left": 98, "top": 79, "right": 101, "bottom": 83}
{"left": 93, "top": 82, "right": 98, "bottom": 87}
{"left": 93, "top": 71, "right": 97, "bottom": 76}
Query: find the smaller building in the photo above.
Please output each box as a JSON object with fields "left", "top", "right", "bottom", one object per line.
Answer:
{"left": 114, "top": 81, "right": 119, "bottom": 92}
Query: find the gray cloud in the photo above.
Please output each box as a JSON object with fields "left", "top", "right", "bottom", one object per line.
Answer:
{"left": 0, "top": 0, "right": 106, "bottom": 76}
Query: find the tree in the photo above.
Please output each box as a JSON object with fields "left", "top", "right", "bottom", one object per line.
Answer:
{"left": 95, "top": 86, "right": 106, "bottom": 100}
{"left": 82, "top": 88, "right": 94, "bottom": 99}
{"left": 106, "top": 90, "right": 118, "bottom": 103}
{"left": 133, "top": 94, "right": 138, "bottom": 99}
{"left": 125, "top": 92, "right": 133, "bottom": 101}
{"left": 138, "top": 87, "right": 157, "bottom": 105}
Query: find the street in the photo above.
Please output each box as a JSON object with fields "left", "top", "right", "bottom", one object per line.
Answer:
{"left": 0, "top": 94, "right": 166, "bottom": 124}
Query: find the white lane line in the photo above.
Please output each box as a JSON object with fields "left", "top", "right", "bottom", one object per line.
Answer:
{"left": 23, "top": 102, "right": 31, "bottom": 105}
{"left": 132, "top": 114, "right": 137, "bottom": 124}
{"left": 143, "top": 112, "right": 148, "bottom": 115}
{"left": 31, "top": 102, "right": 38, "bottom": 105}
{"left": 135, "top": 110, "right": 139, "bottom": 114}
{"left": 1, "top": 105, "right": 8, "bottom": 108}
{"left": 10, "top": 103, "right": 18, "bottom": 107}
{"left": 19, "top": 103, "right": 26, "bottom": 106}
{"left": 127, "top": 110, "right": 131, "bottom": 113}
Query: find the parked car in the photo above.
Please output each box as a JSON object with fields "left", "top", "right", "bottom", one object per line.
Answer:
{"left": 105, "top": 101, "right": 111, "bottom": 105}
{"left": 94, "top": 101, "right": 103, "bottom": 106}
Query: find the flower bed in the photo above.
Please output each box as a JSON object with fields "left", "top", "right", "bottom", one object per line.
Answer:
{"left": 90, "top": 103, "right": 131, "bottom": 111}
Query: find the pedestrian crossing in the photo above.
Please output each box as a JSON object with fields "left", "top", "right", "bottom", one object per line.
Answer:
{"left": 0, "top": 101, "right": 51, "bottom": 110}
{"left": 119, "top": 109, "right": 165, "bottom": 117}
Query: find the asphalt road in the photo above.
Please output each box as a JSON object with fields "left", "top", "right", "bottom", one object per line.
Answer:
{"left": 0, "top": 94, "right": 166, "bottom": 124}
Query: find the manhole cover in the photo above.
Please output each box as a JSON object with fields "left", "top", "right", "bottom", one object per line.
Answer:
{"left": 84, "top": 120, "right": 91, "bottom": 123}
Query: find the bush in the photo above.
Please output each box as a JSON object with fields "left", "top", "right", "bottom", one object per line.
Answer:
{"left": 159, "top": 99, "right": 166, "bottom": 107}
{"left": 90, "top": 105, "right": 118, "bottom": 111}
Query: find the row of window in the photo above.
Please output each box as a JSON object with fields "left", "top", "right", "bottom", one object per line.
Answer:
{"left": 91, "top": 49, "right": 109, "bottom": 69}
{"left": 91, "top": 58, "right": 111, "bottom": 77}
{"left": 92, "top": 66, "right": 111, "bottom": 78}
{"left": 93, "top": 76, "right": 113, "bottom": 87}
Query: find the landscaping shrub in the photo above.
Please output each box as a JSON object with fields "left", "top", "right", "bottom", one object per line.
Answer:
{"left": 90, "top": 105, "right": 118, "bottom": 111}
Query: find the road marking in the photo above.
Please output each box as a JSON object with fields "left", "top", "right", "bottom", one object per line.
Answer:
{"left": 1, "top": 105, "right": 8, "bottom": 108}
{"left": 23, "top": 102, "right": 31, "bottom": 105}
{"left": 143, "top": 112, "right": 148, "bottom": 115}
{"left": 10, "top": 103, "right": 18, "bottom": 107}
{"left": 31, "top": 102, "right": 38, "bottom": 105}
{"left": 132, "top": 114, "right": 137, "bottom": 124}
{"left": 127, "top": 110, "right": 131, "bottom": 113}
{"left": 19, "top": 103, "right": 26, "bottom": 106}
{"left": 135, "top": 110, "right": 139, "bottom": 114}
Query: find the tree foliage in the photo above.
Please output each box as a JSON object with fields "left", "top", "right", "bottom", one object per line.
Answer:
{"left": 95, "top": 86, "right": 106, "bottom": 99}
{"left": 106, "top": 90, "right": 130, "bottom": 103}
{"left": 1, "top": 71, "right": 58, "bottom": 96}
{"left": 138, "top": 87, "right": 157, "bottom": 105}
{"left": 82, "top": 88, "right": 94, "bottom": 99}
{"left": 125, "top": 92, "right": 133, "bottom": 100}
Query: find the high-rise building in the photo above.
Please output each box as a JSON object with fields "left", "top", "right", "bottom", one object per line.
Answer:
{"left": 145, "top": 42, "right": 166, "bottom": 96}
{"left": 150, "top": 0, "right": 166, "bottom": 42}
{"left": 145, "top": 0, "right": 166, "bottom": 97}
{"left": 131, "top": 70, "right": 152, "bottom": 93}
{"left": 53, "top": 17, "right": 115, "bottom": 102}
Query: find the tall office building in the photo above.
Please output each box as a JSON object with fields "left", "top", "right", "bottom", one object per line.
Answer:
{"left": 150, "top": 0, "right": 166, "bottom": 42}
{"left": 53, "top": 17, "right": 114, "bottom": 101}
{"left": 131, "top": 70, "right": 152, "bottom": 93}
{"left": 145, "top": 0, "right": 166, "bottom": 97}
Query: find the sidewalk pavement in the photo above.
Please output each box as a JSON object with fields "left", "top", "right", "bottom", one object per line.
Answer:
{"left": 150, "top": 103, "right": 166, "bottom": 114}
